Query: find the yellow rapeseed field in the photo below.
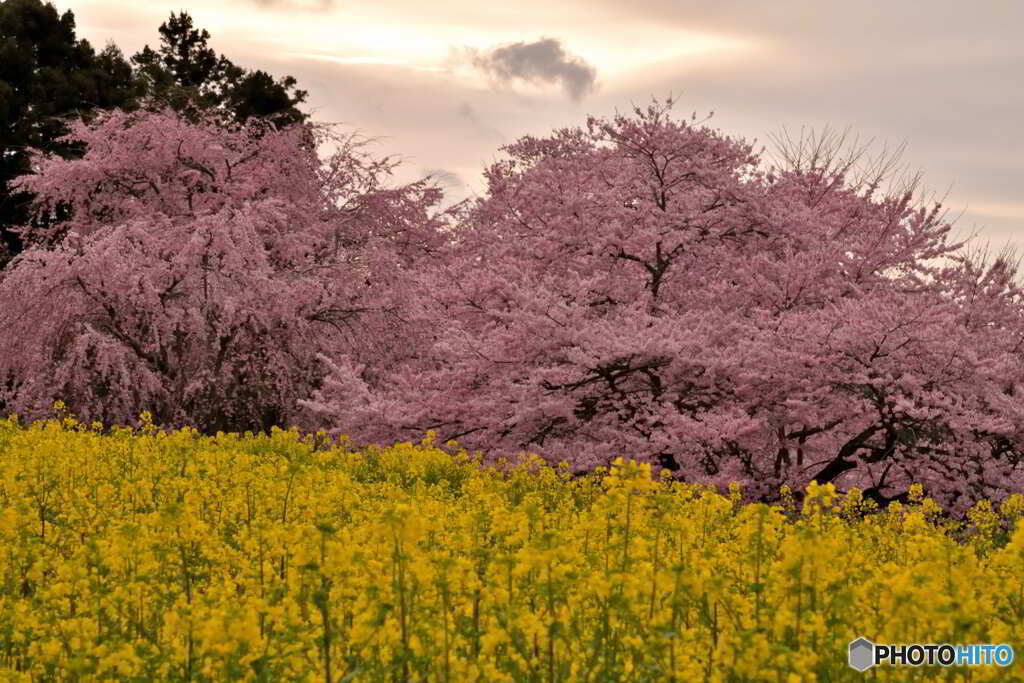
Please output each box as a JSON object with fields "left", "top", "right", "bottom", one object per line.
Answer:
{"left": 0, "top": 409, "right": 1022, "bottom": 681}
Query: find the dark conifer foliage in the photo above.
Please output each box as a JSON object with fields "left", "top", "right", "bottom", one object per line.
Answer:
{"left": 0, "top": 0, "right": 141, "bottom": 268}
{"left": 130, "top": 11, "right": 307, "bottom": 128}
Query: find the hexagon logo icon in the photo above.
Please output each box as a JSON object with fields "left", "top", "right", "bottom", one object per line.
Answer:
{"left": 849, "top": 637, "right": 875, "bottom": 672}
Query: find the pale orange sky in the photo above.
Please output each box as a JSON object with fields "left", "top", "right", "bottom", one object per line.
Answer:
{"left": 54, "top": 0, "right": 1024, "bottom": 248}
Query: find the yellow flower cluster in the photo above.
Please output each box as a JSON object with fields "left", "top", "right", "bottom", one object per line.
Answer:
{"left": 0, "top": 414, "right": 1022, "bottom": 681}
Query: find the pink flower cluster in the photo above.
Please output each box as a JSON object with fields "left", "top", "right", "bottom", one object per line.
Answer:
{"left": 3, "top": 101, "right": 1021, "bottom": 514}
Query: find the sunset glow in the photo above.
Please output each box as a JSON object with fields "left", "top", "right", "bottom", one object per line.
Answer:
{"left": 47, "top": 0, "right": 1024, "bottom": 244}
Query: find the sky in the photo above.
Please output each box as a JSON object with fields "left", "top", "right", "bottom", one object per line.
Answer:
{"left": 55, "top": 0, "right": 1024, "bottom": 249}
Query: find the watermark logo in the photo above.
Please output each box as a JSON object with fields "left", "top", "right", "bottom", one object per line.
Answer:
{"left": 849, "top": 638, "right": 1014, "bottom": 671}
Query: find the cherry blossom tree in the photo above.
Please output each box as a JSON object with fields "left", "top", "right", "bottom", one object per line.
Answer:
{"left": 307, "top": 99, "right": 1024, "bottom": 514}
{"left": 0, "top": 108, "right": 451, "bottom": 433}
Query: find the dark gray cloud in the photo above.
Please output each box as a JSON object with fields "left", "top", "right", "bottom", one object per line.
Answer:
{"left": 422, "top": 168, "right": 463, "bottom": 187}
{"left": 467, "top": 37, "right": 597, "bottom": 101}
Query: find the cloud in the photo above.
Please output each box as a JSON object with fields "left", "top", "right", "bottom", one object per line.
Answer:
{"left": 467, "top": 37, "right": 597, "bottom": 101}
{"left": 421, "top": 168, "right": 462, "bottom": 186}
{"left": 456, "top": 102, "right": 507, "bottom": 143}
{"left": 245, "top": 0, "right": 336, "bottom": 10}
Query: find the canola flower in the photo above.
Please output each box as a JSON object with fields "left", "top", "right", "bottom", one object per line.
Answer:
{"left": 0, "top": 411, "right": 1022, "bottom": 681}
